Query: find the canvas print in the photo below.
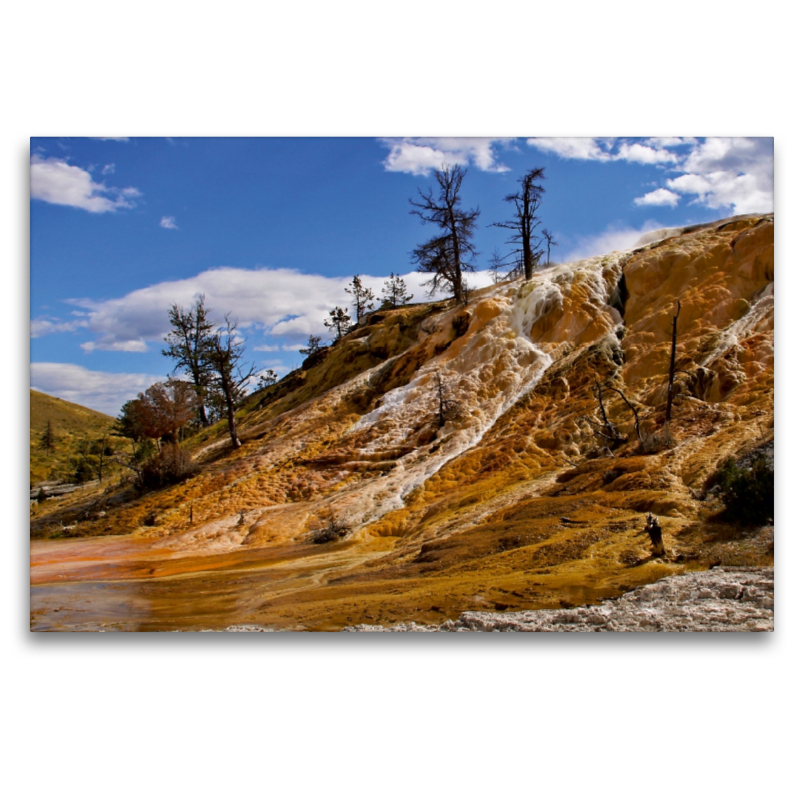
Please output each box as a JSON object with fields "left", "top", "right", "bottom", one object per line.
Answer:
{"left": 29, "top": 137, "right": 774, "bottom": 631}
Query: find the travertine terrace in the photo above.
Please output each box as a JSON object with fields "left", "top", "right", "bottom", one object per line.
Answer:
{"left": 31, "top": 214, "right": 774, "bottom": 631}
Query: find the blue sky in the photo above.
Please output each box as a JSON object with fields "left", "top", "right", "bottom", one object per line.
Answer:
{"left": 30, "top": 136, "right": 773, "bottom": 415}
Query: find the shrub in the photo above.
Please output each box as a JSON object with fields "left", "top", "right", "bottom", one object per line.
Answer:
{"left": 716, "top": 453, "right": 774, "bottom": 525}
{"left": 639, "top": 425, "right": 675, "bottom": 455}
{"left": 310, "top": 513, "right": 351, "bottom": 544}
{"left": 138, "top": 444, "right": 197, "bottom": 491}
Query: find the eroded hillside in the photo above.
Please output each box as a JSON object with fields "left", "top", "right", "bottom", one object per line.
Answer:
{"left": 30, "top": 214, "right": 774, "bottom": 631}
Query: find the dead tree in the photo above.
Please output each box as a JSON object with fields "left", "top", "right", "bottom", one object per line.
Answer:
{"left": 162, "top": 295, "right": 215, "bottom": 427}
{"left": 605, "top": 385, "right": 643, "bottom": 447}
{"left": 644, "top": 513, "right": 666, "bottom": 557}
{"left": 311, "top": 509, "right": 351, "bottom": 544}
{"left": 206, "top": 315, "right": 257, "bottom": 449}
{"left": 542, "top": 228, "right": 558, "bottom": 266}
{"left": 580, "top": 379, "right": 626, "bottom": 449}
{"left": 434, "top": 370, "right": 461, "bottom": 429}
{"left": 492, "top": 167, "right": 546, "bottom": 281}
{"left": 665, "top": 301, "right": 681, "bottom": 424}
{"left": 410, "top": 164, "right": 479, "bottom": 306}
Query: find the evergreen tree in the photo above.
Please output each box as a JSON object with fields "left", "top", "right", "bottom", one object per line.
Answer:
{"left": 256, "top": 369, "right": 278, "bottom": 390}
{"left": 324, "top": 306, "right": 352, "bottom": 341}
{"left": 299, "top": 335, "right": 322, "bottom": 357}
{"left": 345, "top": 275, "right": 376, "bottom": 320}
{"left": 381, "top": 272, "right": 414, "bottom": 308}
{"left": 38, "top": 420, "right": 56, "bottom": 455}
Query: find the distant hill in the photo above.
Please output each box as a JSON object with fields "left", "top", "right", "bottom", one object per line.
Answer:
{"left": 30, "top": 390, "right": 117, "bottom": 485}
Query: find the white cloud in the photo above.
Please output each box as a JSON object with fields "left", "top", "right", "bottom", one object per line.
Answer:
{"left": 645, "top": 137, "right": 696, "bottom": 148}
{"left": 30, "top": 155, "right": 141, "bottom": 213}
{"left": 381, "top": 137, "right": 512, "bottom": 175}
{"left": 30, "top": 316, "right": 87, "bottom": 337}
{"left": 80, "top": 339, "right": 148, "bottom": 353}
{"left": 665, "top": 137, "right": 773, "bottom": 213}
{"left": 160, "top": 216, "right": 179, "bottom": 229}
{"left": 527, "top": 136, "right": 773, "bottom": 215}
{"left": 92, "top": 137, "right": 129, "bottom": 142}
{"left": 30, "top": 363, "right": 164, "bottom": 416}
{"left": 101, "top": 163, "right": 115, "bottom": 175}
{"left": 35, "top": 265, "right": 497, "bottom": 355}
{"left": 561, "top": 220, "right": 665, "bottom": 263}
{"left": 634, "top": 188, "right": 680, "bottom": 207}
{"left": 527, "top": 137, "right": 614, "bottom": 161}
{"left": 615, "top": 142, "right": 677, "bottom": 165}
{"left": 529, "top": 137, "right": 676, "bottom": 165}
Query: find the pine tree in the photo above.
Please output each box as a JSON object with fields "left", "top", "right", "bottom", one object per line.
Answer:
{"left": 299, "top": 335, "right": 322, "bottom": 357}
{"left": 324, "top": 306, "right": 352, "bottom": 341}
{"left": 345, "top": 275, "right": 376, "bottom": 321}
{"left": 381, "top": 272, "right": 414, "bottom": 308}
{"left": 257, "top": 369, "right": 278, "bottom": 390}
{"left": 38, "top": 420, "right": 56, "bottom": 455}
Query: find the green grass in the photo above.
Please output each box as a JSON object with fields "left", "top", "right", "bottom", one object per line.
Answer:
{"left": 30, "top": 390, "right": 126, "bottom": 486}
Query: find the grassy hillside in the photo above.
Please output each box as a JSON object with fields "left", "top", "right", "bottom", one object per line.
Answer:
{"left": 30, "top": 390, "right": 120, "bottom": 485}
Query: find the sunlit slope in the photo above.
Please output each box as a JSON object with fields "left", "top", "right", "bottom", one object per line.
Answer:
{"left": 31, "top": 214, "right": 774, "bottom": 629}
{"left": 29, "top": 390, "right": 117, "bottom": 485}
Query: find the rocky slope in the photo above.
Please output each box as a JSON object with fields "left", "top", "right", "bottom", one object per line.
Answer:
{"left": 30, "top": 214, "right": 774, "bottom": 631}
{"left": 347, "top": 566, "right": 774, "bottom": 632}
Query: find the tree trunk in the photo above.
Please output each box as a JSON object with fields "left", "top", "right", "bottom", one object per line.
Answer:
{"left": 665, "top": 301, "right": 681, "bottom": 424}
{"left": 522, "top": 220, "right": 532, "bottom": 280}
{"left": 224, "top": 386, "right": 240, "bottom": 448}
{"left": 447, "top": 207, "right": 463, "bottom": 304}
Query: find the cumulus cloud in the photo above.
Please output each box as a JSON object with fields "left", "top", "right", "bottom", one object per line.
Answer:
{"left": 160, "top": 216, "right": 179, "bottom": 229}
{"left": 35, "top": 265, "right": 496, "bottom": 354}
{"left": 30, "top": 155, "right": 141, "bottom": 213}
{"left": 527, "top": 137, "right": 614, "bottom": 161}
{"left": 30, "top": 316, "right": 87, "bottom": 337}
{"left": 527, "top": 137, "right": 773, "bottom": 215}
{"left": 561, "top": 220, "right": 665, "bottom": 263}
{"left": 634, "top": 188, "right": 680, "bottom": 207}
{"left": 30, "top": 363, "right": 164, "bottom": 416}
{"left": 381, "top": 137, "right": 512, "bottom": 175}
{"left": 665, "top": 137, "right": 773, "bottom": 213}
{"left": 615, "top": 142, "right": 677, "bottom": 165}
{"left": 529, "top": 137, "right": 677, "bottom": 165}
